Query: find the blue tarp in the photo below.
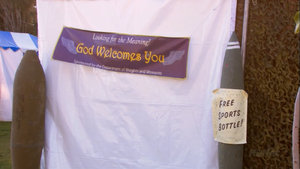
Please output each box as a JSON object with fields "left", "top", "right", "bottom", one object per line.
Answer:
{"left": 0, "top": 31, "right": 38, "bottom": 51}
{"left": 0, "top": 31, "right": 39, "bottom": 121}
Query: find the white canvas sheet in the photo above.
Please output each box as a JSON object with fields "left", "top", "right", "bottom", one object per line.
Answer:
{"left": 0, "top": 48, "right": 23, "bottom": 121}
{"left": 37, "top": 0, "right": 235, "bottom": 168}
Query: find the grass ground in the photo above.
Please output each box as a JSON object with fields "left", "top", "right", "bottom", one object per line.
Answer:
{"left": 0, "top": 122, "right": 11, "bottom": 169}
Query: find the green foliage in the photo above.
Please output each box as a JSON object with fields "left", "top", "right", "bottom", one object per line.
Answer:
{"left": 0, "top": 122, "right": 11, "bottom": 169}
{"left": 295, "top": 11, "right": 299, "bottom": 34}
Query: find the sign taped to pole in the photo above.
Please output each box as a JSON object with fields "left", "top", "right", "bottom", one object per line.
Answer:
{"left": 212, "top": 88, "right": 248, "bottom": 144}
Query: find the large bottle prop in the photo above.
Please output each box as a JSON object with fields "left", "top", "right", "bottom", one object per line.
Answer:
{"left": 218, "top": 32, "right": 244, "bottom": 169}
{"left": 11, "top": 50, "right": 46, "bottom": 169}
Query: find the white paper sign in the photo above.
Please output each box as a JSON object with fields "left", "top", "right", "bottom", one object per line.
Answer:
{"left": 212, "top": 88, "right": 248, "bottom": 144}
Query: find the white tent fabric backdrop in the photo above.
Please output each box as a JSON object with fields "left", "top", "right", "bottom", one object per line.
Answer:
{"left": 37, "top": 0, "right": 236, "bottom": 168}
{"left": 0, "top": 31, "right": 38, "bottom": 121}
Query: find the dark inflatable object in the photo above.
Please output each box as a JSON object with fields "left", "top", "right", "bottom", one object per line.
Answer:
{"left": 11, "top": 50, "right": 46, "bottom": 169}
{"left": 218, "top": 32, "right": 244, "bottom": 169}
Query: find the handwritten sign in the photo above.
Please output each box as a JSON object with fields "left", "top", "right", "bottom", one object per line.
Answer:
{"left": 212, "top": 88, "right": 248, "bottom": 144}
{"left": 52, "top": 27, "right": 190, "bottom": 78}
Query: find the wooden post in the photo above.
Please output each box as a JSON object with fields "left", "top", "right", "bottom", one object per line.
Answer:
{"left": 241, "top": 0, "right": 249, "bottom": 67}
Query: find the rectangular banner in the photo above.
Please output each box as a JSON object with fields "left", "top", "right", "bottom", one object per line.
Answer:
{"left": 212, "top": 88, "right": 248, "bottom": 144}
{"left": 52, "top": 27, "right": 190, "bottom": 78}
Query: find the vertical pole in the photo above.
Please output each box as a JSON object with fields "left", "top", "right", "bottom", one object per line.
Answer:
{"left": 292, "top": 87, "right": 300, "bottom": 168}
{"left": 241, "top": 0, "right": 250, "bottom": 67}
{"left": 218, "top": 32, "right": 244, "bottom": 169}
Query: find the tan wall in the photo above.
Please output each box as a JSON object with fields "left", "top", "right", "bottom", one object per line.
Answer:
{"left": 235, "top": 0, "right": 300, "bottom": 168}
